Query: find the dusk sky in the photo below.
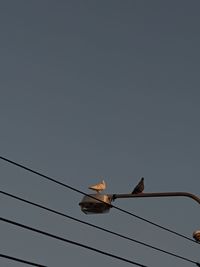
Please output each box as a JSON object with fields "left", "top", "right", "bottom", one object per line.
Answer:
{"left": 1, "top": 1, "right": 200, "bottom": 266}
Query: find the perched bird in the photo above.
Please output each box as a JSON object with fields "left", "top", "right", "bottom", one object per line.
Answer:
{"left": 132, "top": 177, "right": 144, "bottom": 194}
{"left": 88, "top": 180, "right": 106, "bottom": 193}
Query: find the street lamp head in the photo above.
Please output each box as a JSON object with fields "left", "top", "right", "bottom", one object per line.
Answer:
{"left": 79, "top": 194, "right": 112, "bottom": 214}
{"left": 193, "top": 230, "right": 200, "bottom": 242}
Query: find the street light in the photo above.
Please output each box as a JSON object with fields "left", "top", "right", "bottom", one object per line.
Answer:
{"left": 79, "top": 194, "right": 112, "bottom": 214}
{"left": 79, "top": 190, "right": 200, "bottom": 241}
{"left": 79, "top": 191, "right": 200, "bottom": 214}
{"left": 193, "top": 230, "right": 200, "bottom": 242}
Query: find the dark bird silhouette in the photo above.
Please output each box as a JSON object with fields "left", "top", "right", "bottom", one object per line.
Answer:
{"left": 132, "top": 177, "right": 144, "bottom": 194}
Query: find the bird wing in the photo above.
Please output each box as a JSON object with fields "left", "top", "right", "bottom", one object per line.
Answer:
{"left": 89, "top": 181, "right": 106, "bottom": 191}
{"left": 132, "top": 178, "right": 144, "bottom": 194}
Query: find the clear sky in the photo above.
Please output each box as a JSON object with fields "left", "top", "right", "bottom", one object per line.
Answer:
{"left": 0, "top": 1, "right": 200, "bottom": 266}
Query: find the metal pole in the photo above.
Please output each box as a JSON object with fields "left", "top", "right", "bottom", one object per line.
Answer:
{"left": 112, "top": 192, "right": 200, "bottom": 205}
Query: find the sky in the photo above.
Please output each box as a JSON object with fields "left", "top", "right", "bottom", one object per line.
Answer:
{"left": 0, "top": 1, "right": 200, "bottom": 266}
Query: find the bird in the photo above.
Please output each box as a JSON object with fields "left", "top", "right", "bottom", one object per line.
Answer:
{"left": 131, "top": 177, "right": 144, "bottom": 194}
{"left": 88, "top": 180, "right": 106, "bottom": 193}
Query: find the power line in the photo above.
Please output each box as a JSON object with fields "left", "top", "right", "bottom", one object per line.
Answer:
{"left": 0, "top": 253, "right": 46, "bottom": 267}
{"left": 0, "top": 216, "right": 149, "bottom": 267}
{"left": 0, "top": 155, "right": 197, "bottom": 245}
{"left": 1, "top": 190, "right": 198, "bottom": 265}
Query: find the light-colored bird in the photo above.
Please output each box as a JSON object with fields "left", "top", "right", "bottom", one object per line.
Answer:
{"left": 132, "top": 177, "right": 144, "bottom": 194}
{"left": 88, "top": 180, "right": 106, "bottom": 193}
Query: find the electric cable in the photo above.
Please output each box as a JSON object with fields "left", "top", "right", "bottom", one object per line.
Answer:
{"left": 1, "top": 190, "right": 198, "bottom": 265}
{"left": 0, "top": 216, "right": 150, "bottom": 267}
{"left": 0, "top": 253, "right": 46, "bottom": 267}
{"left": 0, "top": 155, "right": 198, "bottom": 245}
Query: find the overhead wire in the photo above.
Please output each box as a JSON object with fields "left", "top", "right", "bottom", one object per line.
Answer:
{"left": 1, "top": 190, "right": 199, "bottom": 265}
{"left": 0, "top": 216, "right": 150, "bottom": 267}
{"left": 0, "top": 155, "right": 197, "bottom": 245}
{"left": 0, "top": 253, "right": 46, "bottom": 267}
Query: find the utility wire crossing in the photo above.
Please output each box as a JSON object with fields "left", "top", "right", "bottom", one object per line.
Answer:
{"left": 0, "top": 155, "right": 198, "bottom": 245}
{"left": 1, "top": 190, "right": 198, "bottom": 265}
{"left": 0, "top": 253, "right": 46, "bottom": 267}
{"left": 0, "top": 216, "right": 149, "bottom": 267}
